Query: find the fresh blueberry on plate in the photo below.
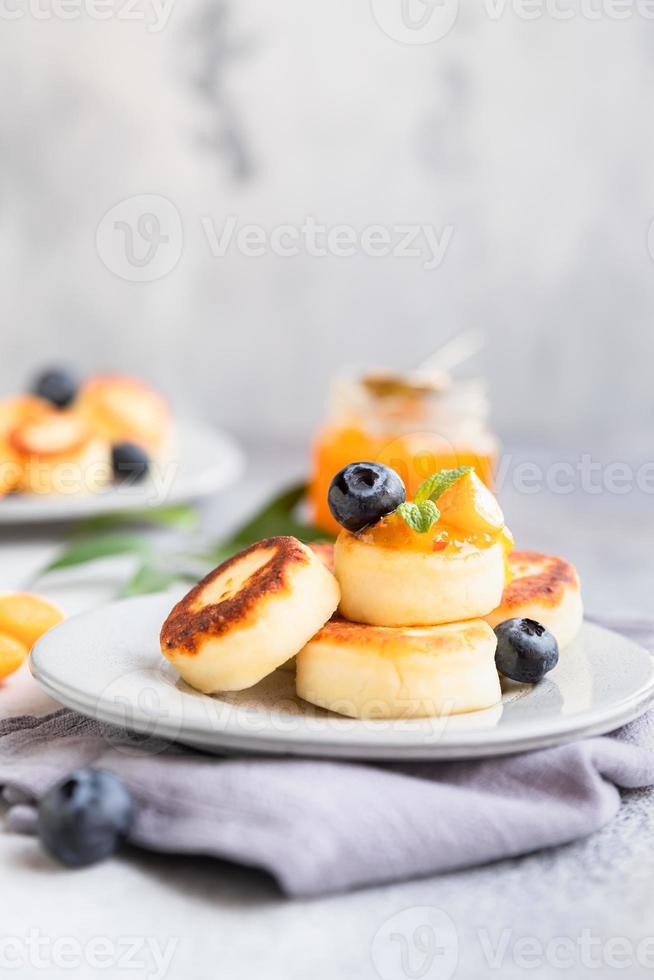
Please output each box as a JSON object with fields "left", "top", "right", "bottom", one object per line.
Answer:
{"left": 37, "top": 768, "right": 135, "bottom": 868}
{"left": 32, "top": 368, "right": 78, "bottom": 409}
{"left": 494, "top": 617, "right": 559, "bottom": 684}
{"left": 328, "top": 462, "right": 406, "bottom": 533}
{"left": 112, "top": 442, "right": 150, "bottom": 483}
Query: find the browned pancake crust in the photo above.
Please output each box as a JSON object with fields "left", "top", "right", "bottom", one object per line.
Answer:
{"left": 502, "top": 551, "right": 579, "bottom": 609}
{"left": 309, "top": 541, "right": 334, "bottom": 572}
{"left": 310, "top": 615, "right": 490, "bottom": 656}
{"left": 161, "top": 536, "right": 311, "bottom": 655}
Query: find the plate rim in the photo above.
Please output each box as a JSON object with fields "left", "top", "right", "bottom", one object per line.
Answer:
{"left": 0, "top": 420, "right": 243, "bottom": 524}
{"left": 30, "top": 594, "right": 654, "bottom": 760}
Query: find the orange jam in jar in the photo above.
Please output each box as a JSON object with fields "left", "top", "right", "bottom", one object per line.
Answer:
{"left": 309, "top": 370, "right": 498, "bottom": 535}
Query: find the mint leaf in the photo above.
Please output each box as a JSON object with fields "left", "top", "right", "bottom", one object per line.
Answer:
{"left": 77, "top": 503, "right": 199, "bottom": 533}
{"left": 397, "top": 500, "right": 440, "bottom": 533}
{"left": 119, "top": 561, "right": 186, "bottom": 598}
{"left": 414, "top": 467, "right": 472, "bottom": 505}
{"left": 44, "top": 533, "right": 153, "bottom": 572}
{"left": 203, "top": 482, "right": 332, "bottom": 564}
{"left": 37, "top": 483, "right": 331, "bottom": 594}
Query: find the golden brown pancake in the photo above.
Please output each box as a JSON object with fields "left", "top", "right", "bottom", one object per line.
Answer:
{"left": 334, "top": 528, "right": 505, "bottom": 627}
{"left": 160, "top": 536, "right": 340, "bottom": 693}
{"left": 309, "top": 541, "right": 335, "bottom": 572}
{"left": 9, "top": 411, "right": 109, "bottom": 495}
{"left": 296, "top": 616, "right": 501, "bottom": 718}
{"left": 502, "top": 551, "right": 578, "bottom": 608}
{"left": 485, "top": 550, "right": 583, "bottom": 649}
{"left": 0, "top": 396, "right": 51, "bottom": 494}
{"left": 162, "top": 537, "right": 317, "bottom": 655}
{"left": 76, "top": 374, "right": 170, "bottom": 453}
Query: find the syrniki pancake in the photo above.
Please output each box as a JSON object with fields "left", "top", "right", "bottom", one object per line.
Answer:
{"left": 76, "top": 374, "right": 171, "bottom": 453}
{"left": 485, "top": 551, "right": 583, "bottom": 650}
{"left": 296, "top": 617, "right": 501, "bottom": 719}
{"left": 160, "top": 536, "right": 340, "bottom": 694}
{"left": 275, "top": 542, "right": 337, "bottom": 672}
{"left": 9, "top": 412, "right": 109, "bottom": 495}
{"left": 334, "top": 530, "right": 505, "bottom": 627}
{"left": 308, "top": 541, "right": 335, "bottom": 573}
{"left": 0, "top": 396, "right": 51, "bottom": 494}
{"left": 0, "top": 395, "right": 49, "bottom": 435}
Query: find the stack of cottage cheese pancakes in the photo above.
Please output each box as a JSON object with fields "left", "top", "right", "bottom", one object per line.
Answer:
{"left": 161, "top": 464, "right": 583, "bottom": 719}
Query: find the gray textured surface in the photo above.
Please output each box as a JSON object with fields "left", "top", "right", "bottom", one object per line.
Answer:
{"left": 2, "top": 790, "right": 654, "bottom": 979}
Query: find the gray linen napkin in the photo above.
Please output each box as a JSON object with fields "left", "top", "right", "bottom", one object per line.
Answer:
{"left": 1, "top": 617, "right": 653, "bottom": 897}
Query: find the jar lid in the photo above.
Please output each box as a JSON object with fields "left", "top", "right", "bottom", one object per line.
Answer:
{"left": 328, "top": 369, "right": 492, "bottom": 441}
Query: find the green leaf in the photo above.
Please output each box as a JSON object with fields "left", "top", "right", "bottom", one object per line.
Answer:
{"left": 397, "top": 500, "right": 440, "bottom": 534}
{"left": 203, "top": 482, "right": 332, "bottom": 565}
{"left": 44, "top": 533, "right": 153, "bottom": 573}
{"left": 228, "top": 483, "right": 317, "bottom": 542}
{"left": 38, "top": 483, "right": 331, "bottom": 593}
{"left": 76, "top": 503, "right": 199, "bottom": 533}
{"left": 414, "top": 467, "right": 472, "bottom": 505}
{"left": 119, "top": 562, "right": 183, "bottom": 598}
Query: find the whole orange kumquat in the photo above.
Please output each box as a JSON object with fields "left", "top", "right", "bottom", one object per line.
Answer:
{"left": 0, "top": 593, "right": 64, "bottom": 678}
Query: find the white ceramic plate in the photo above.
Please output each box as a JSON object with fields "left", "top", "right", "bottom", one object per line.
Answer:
{"left": 0, "top": 421, "right": 243, "bottom": 524}
{"left": 30, "top": 593, "right": 654, "bottom": 760}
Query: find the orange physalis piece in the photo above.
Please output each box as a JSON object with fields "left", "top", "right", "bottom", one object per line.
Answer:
{"left": 0, "top": 593, "right": 64, "bottom": 649}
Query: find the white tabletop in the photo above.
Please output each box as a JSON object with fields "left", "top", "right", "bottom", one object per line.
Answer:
{"left": 2, "top": 445, "right": 654, "bottom": 980}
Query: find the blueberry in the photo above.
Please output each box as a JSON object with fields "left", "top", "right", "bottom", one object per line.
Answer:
{"left": 32, "top": 368, "right": 78, "bottom": 408}
{"left": 112, "top": 442, "right": 150, "bottom": 483}
{"left": 37, "top": 768, "right": 135, "bottom": 868}
{"left": 328, "top": 462, "right": 406, "bottom": 533}
{"left": 494, "top": 618, "right": 559, "bottom": 684}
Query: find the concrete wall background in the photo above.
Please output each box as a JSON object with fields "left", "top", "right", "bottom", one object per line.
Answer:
{"left": 1, "top": 1, "right": 653, "bottom": 454}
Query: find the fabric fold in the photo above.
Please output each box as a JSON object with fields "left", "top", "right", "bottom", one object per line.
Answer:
{"left": 1, "top": 617, "right": 652, "bottom": 897}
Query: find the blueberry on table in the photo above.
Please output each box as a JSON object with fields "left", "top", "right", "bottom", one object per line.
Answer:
{"left": 494, "top": 618, "right": 559, "bottom": 684}
{"left": 328, "top": 462, "right": 406, "bottom": 532}
{"left": 112, "top": 442, "right": 150, "bottom": 482}
{"left": 32, "top": 368, "right": 78, "bottom": 408}
{"left": 37, "top": 768, "right": 135, "bottom": 868}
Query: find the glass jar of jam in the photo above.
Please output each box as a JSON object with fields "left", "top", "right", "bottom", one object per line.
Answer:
{"left": 309, "top": 369, "right": 498, "bottom": 535}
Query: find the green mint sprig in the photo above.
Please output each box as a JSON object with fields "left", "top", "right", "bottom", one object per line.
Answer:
{"left": 35, "top": 484, "right": 332, "bottom": 598}
{"left": 397, "top": 466, "right": 472, "bottom": 534}
{"left": 396, "top": 500, "right": 440, "bottom": 533}
{"left": 414, "top": 466, "right": 472, "bottom": 505}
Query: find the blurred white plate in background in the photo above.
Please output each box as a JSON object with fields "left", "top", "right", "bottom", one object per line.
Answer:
{"left": 30, "top": 594, "right": 654, "bottom": 761}
{"left": 0, "top": 421, "right": 243, "bottom": 524}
